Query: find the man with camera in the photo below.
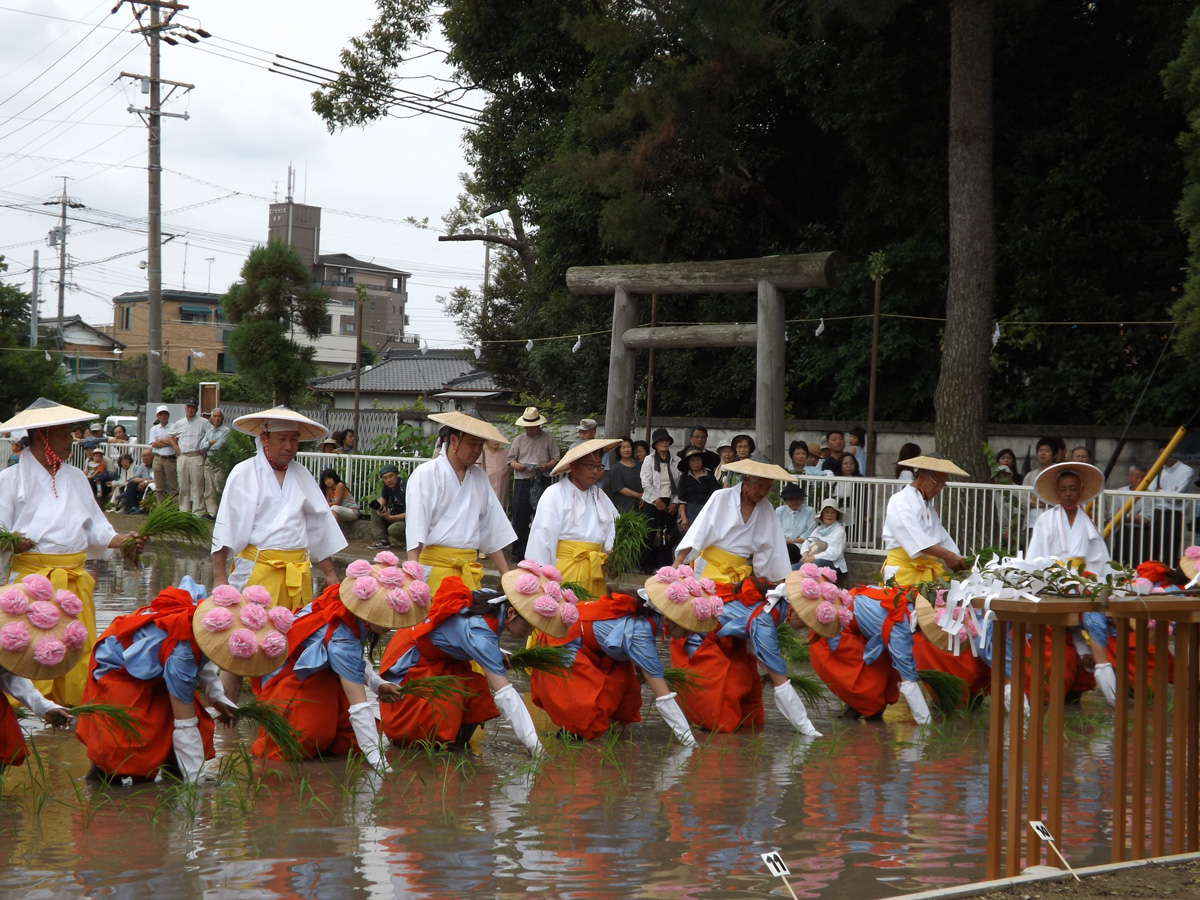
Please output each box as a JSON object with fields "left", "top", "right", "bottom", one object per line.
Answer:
{"left": 367, "top": 464, "right": 406, "bottom": 550}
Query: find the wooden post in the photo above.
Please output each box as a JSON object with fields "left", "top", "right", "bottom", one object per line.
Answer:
{"left": 1173, "top": 622, "right": 1189, "bottom": 855}
{"left": 645, "top": 293, "right": 657, "bottom": 445}
{"left": 1152, "top": 622, "right": 1170, "bottom": 857}
{"left": 1113, "top": 617, "right": 1130, "bottom": 861}
{"left": 1006, "top": 622, "right": 1027, "bottom": 877}
{"left": 986, "top": 622, "right": 1006, "bottom": 880}
{"left": 605, "top": 286, "right": 638, "bottom": 439}
{"left": 1028, "top": 624, "right": 1046, "bottom": 867}
{"left": 1132, "top": 619, "right": 1149, "bottom": 860}
{"left": 866, "top": 272, "right": 882, "bottom": 476}
{"left": 757, "top": 279, "right": 784, "bottom": 464}
{"left": 1047, "top": 624, "right": 1066, "bottom": 864}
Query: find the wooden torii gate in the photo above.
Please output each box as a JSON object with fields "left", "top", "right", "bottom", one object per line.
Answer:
{"left": 565, "top": 252, "right": 847, "bottom": 463}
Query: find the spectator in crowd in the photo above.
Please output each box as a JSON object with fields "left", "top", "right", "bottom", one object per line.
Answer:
{"left": 995, "top": 447, "right": 1021, "bottom": 485}
{"left": 787, "top": 440, "right": 808, "bottom": 473}
{"left": 107, "top": 424, "right": 129, "bottom": 445}
{"left": 568, "top": 419, "right": 606, "bottom": 467}
{"left": 896, "top": 442, "right": 922, "bottom": 482}
{"left": 201, "top": 408, "right": 231, "bottom": 519}
{"left": 801, "top": 499, "right": 847, "bottom": 579}
{"left": 70, "top": 424, "right": 86, "bottom": 442}
{"left": 319, "top": 438, "right": 340, "bottom": 454}
{"left": 677, "top": 446, "right": 720, "bottom": 531}
{"left": 1150, "top": 441, "right": 1196, "bottom": 551}
{"left": 118, "top": 448, "right": 154, "bottom": 513}
{"left": 607, "top": 437, "right": 644, "bottom": 514}
{"left": 148, "top": 405, "right": 178, "bottom": 501}
{"left": 320, "top": 468, "right": 359, "bottom": 523}
{"left": 848, "top": 426, "right": 867, "bottom": 475}
{"left": 107, "top": 453, "right": 135, "bottom": 512}
{"left": 1026, "top": 436, "right": 1066, "bottom": 531}
{"left": 337, "top": 429, "right": 358, "bottom": 454}
{"left": 506, "top": 407, "right": 560, "bottom": 560}
{"left": 836, "top": 452, "right": 862, "bottom": 538}
{"left": 1110, "top": 462, "right": 1151, "bottom": 565}
{"left": 640, "top": 428, "right": 680, "bottom": 567}
{"left": 776, "top": 482, "right": 815, "bottom": 569}
{"left": 992, "top": 464, "right": 1022, "bottom": 550}
{"left": 726, "top": 434, "right": 755, "bottom": 486}
{"left": 716, "top": 440, "right": 736, "bottom": 486}
{"left": 85, "top": 447, "right": 111, "bottom": 503}
{"left": 820, "top": 430, "right": 846, "bottom": 473}
{"left": 1071, "top": 446, "right": 1091, "bottom": 463}
{"left": 632, "top": 439, "right": 649, "bottom": 465}
{"left": 170, "top": 399, "right": 208, "bottom": 515}
{"left": 368, "top": 464, "right": 406, "bottom": 550}
{"left": 482, "top": 439, "right": 511, "bottom": 513}
{"left": 680, "top": 424, "right": 720, "bottom": 473}
{"left": 806, "top": 445, "right": 821, "bottom": 468}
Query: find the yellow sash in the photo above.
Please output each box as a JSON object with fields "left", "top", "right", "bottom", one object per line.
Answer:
{"left": 238, "top": 545, "right": 311, "bottom": 611}
{"left": 13, "top": 550, "right": 93, "bottom": 708}
{"left": 883, "top": 548, "right": 945, "bottom": 586}
{"left": 419, "top": 545, "right": 483, "bottom": 593}
{"left": 556, "top": 539, "right": 607, "bottom": 600}
{"left": 697, "top": 546, "right": 752, "bottom": 585}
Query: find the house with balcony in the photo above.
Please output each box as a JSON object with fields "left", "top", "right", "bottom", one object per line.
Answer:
{"left": 40, "top": 315, "right": 126, "bottom": 409}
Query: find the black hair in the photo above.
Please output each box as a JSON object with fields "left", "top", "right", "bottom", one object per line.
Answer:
{"left": 691, "top": 425, "right": 708, "bottom": 438}
{"left": 319, "top": 467, "right": 343, "bottom": 488}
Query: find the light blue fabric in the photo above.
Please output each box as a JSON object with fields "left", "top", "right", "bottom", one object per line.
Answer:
{"left": 775, "top": 504, "right": 816, "bottom": 542}
{"left": 382, "top": 608, "right": 510, "bottom": 681}
{"left": 92, "top": 617, "right": 201, "bottom": 704}
{"left": 681, "top": 599, "right": 788, "bottom": 677}
{"left": 590, "top": 614, "right": 664, "bottom": 677}
{"left": 853, "top": 592, "right": 917, "bottom": 682}
{"left": 261, "top": 604, "right": 365, "bottom": 686}
{"left": 1082, "top": 611, "right": 1115, "bottom": 652}
{"left": 177, "top": 575, "right": 207, "bottom": 601}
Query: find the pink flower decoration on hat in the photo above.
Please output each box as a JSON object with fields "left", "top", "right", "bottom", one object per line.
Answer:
{"left": 62, "top": 620, "right": 88, "bottom": 651}
{"left": 799, "top": 563, "right": 820, "bottom": 578}
{"left": 22, "top": 574, "right": 53, "bottom": 601}
{"left": 559, "top": 602, "right": 579, "bottom": 626}
{"left": 346, "top": 559, "right": 373, "bottom": 578}
{"left": 401, "top": 561, "right": 425, "bottom": 580}
{"left": 239, "top": 603, "right": 267, "bottom": 630}
{"left": 683, "top": 577, "right": 703, "bottom": 597}
{"left": 268, "top": 607, "right": 294, "bottom": 633}
{"left": 1186, "top": 546, "right": 1200, "bottom": 560}
{"left": 799, "top": 578, "right": 821, "bottom": 600}
{"left": 202, "top": 608, "right": 234, "bottom": 633}
{"left": 655, "top": 566, "right": 678, "bottom": 583}
{"left": 55, "top": 590, "right": 83, "bottom": 617}
{"left": 386, "top": 588, "right": 412, "bottom": 614}
{"left": 664, "top": 583, "right": 689, "bottom": 604}
{"left": 352, "top": 576, "right": 379, "bottom": 600}
{"left": 211, "top": 585, "right": 241, "bottom": 607}
{"left": 0, "top": 621, "right": 29, "bottom": 651}
{"left": 1133, "top": 577, "right": 1154, "bottom": 589}
{"left": 0, "top": 589, "right": 28, "bottom": 616}
{"left": 27, "top": 600, "right": 59, "bottom": 630}
{"left": 373, "top": 550, "right": 399, "bottom": 567}
{"left": 691, "top": 596, "right": 714, "bottom": 620}
{"left": 540, "top": 564, "right": 562, "bottom": 583}
{"left": 408, "top": 582, "right": 431, "bottom": 607}
{"left": 228, "top": 629, "right": 258, "bottom": 658}
{"left": 677, "top": 565, "right": 694, "bottom": 579}
{"left": 243, "top": 585, "right": 272, "bottom": 607}
{"left": 562, "top": 588, "right": 578, "bottom": 604}
{"left": 532, "top": 596, "right": 559, "bottom": 616}
{"left": 710, "top": 597, "right": 725, "bottom": 618}
{"left": 1151, "top": 587, "right": 1167, "bottom": 594}
{"left": 699, "top": 578, "right": 716, "bottom": 594}
{"left": 839, "top": 589, "right": 853, "bottom": 606}
{"left": 260, "top": 631, "right": 287, "bottom": 657}
{"left": 818, "top": 566, "right": 839, "bottom": 582}
{"left": 815, "top": 600, "right": 837, "bottom": 625}
{"left": 542, "top": 580, "right": 562, "bottom": 600}
{"left": 517, "top": 559, "right": 541, "bottom": 573}
{"left": 32, "top": 635, "right": 66, "bottom": 666}
{"left": 514, "top": 573, "right": 540, "bottom": 595}
{"left": 820, "top": 582, "right": 839, "bottom": 603}
{"left": 837, "top": 606, "right": 853, "bottom": 627}
{"left": 377, "top": 566, "right": 405, "bottom": 586}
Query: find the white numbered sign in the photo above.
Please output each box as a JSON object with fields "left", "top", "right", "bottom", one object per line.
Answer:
{"left": 1030, "top": 820, "right": 1055, "bottom": 842}
{"left": 761, "top": 852, "right": 791, "bottom": 877}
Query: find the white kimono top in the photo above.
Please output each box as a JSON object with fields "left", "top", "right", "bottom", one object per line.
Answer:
{"left": 882, "top": 484, "right": 959, "bottom": 559}
{"left": 526, "top": 478, "right": 617, "bottom": 564}
{"left": 1026, "top": 506, "right": 1111, "bottom": 577}
{"left": 0, "top": 451, "right": 115, "bottom": 557}
{"left": 676, "top": 482, "right": 790, "bottom": 582}
{"left": 405, "top": 453, "right": 515, "bottom": 555}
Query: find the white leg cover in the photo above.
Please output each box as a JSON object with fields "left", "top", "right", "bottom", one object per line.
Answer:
{"left": 654, "top": 693, "right": 696, "bottom": 746}
{"left": 171, "top": 718, "right": 209, "bottom": 784}
{"left": 773, "top": 682, "right": 822, "bottom": 737}
{"left": 492, "top": 684, "right": 543, "bottom": 757}
{"left": 1003, "top": 683, "right": 1031, "bottom": 716}
{"left": 348, "top": 701, "right": 390, "bottom": 773}
{"left": 1094, "top": 662, "right": 1118, "bottom": 707}
{"left": 899, "top": 680, "right": 931, "bottom": 725}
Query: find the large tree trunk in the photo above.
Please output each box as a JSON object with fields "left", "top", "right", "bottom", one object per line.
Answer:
{"left": 935, "top": 0, "right": 994, "bottom": 482}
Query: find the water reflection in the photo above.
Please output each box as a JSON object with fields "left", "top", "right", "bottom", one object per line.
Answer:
{"left": 1, "top": 556, "right": 1123, "bottom": 899}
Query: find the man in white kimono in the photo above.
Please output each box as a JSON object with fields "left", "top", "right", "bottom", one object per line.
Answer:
{"left": 406, "top": 411, "right": 515, "bottom": 592}
{"left": 881, "top": 454, "right": 969, "bottom": 585}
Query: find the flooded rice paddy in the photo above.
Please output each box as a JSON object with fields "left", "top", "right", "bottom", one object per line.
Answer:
{"left": 1, "top": 555, "right": 1123, "bottom": 899}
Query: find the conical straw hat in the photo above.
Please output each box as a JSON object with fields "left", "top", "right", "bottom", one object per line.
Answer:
{"left": 428, "top": 411, "right": 509, "bottom": 444}
{"left": 897, "top": 454, "right": 969, "bottom": 477}
{"left": 339, "top": 554, "right": 431, "bottom": 630}
{"left": 0, "top": 397, "right": 95, "bottom": 431}
{"left": 721, "top": 455, "right": 792, "bottom": 482}
{"left": 501, "top": 562, "right": 578, "bottom": 639}
{"left": 784, "top": 569, "right": 846, "bottom": 639}
{"left": 642, "top": 568, "right": 723, "bottom": 634}
{"left": 1033, "top": 461, "right": 1105, "bottom": 505}
{"left": 552, "top": 438, "right": 620, "bottom": 475}
{"left": 914, "top": 594, "right": 954, "bottom": 652}
{"left": 0, "top": 578, "right": 89, "bottom": 680}
{"left": 233, "top": 406, "right": 328, "bottom": 441}
{"left": 192, "top": 584, "right": 296, "bottom": 677}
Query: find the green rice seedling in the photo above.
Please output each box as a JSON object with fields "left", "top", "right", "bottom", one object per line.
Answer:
{"left": 607, "top": 510, "right": 651, "bottom": 578}
{"left": 559, "top": 580, "right": 595, "bottom": 602}
{"left": 297, "top": 774, "right": 331, "bottom": 816}
{"left": 788, "top": 673, "right": 828, "bottom": 712}
{"left": 235, "top": 697, "right": 306, "bottom": 763}
{"left": 66, "top": 702, "right": 141, "bottom": 742}
{"left": 508, "top": 644, "right": 572, "bottom": 678}
{"left": 916, "top": 669, "right": 968, "bottom": 716}
{"left": 19, "top": 737, "right": 52, "bottom": 817}
{"left": 777, "top": 623, "right": 810, "bottom": 664}
{"left": 121, "top": 497, "right": 210, "bottom": 567}
{"left": 379, "top": 674, "right": 473, "bottom": 705}
{"left": 662, "top": 666, "right": 708, "bottom": 697}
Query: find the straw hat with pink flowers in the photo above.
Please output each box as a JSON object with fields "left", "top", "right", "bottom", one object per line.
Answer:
{"left": 340, "top": 550, "right": 432, "bottom": 630}
{"left": 192, "top": 584, "right": 297, "bottom": 677}
{"left": 0, "top": 575, "right": 90, "bottom": 681}
{"left": 643, "top": 565, "right": 725, "bottom": 634}
{"left": 785, "top": 565, "right": 853, "bottom": 639}
{"left": 500, "top": 560, "right": 581, "bottom": 639}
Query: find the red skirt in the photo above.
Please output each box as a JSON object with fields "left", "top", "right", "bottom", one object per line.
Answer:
{"left": 531, "top": 641, "right": 642, "bottom": 739}
{"left": 1107, "top": 631, "right": 1174, "bottom": 685}
{"left": 0, "top": 700, "right": 28, "bottom": 767}
{"left": 250, "top": 663, "right": 355, "bottom": 761}
{"left": 669, "top": 635, "right": 764, "bottom": 733}
{"left": 379, "top": 657, "right": 498, "bottom": 746}
{"left": 76, "top": 669, "right": 214, "bottom": 777}
{"left": 809, "top": 628, "right": 899, "bottom": 717}
{"left": 911, "top": 632, "right": 992, "bottom": 699}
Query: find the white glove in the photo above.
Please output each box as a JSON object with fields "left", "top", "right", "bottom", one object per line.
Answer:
{"left": 773, "top": 681, "right": 822, "bottom": 737}
{"left": 1094, "top": 662, "right": 1117, "bottom": 707}
{"left": 492, "top": 683, "right": 543, "bottom": 757}
{"left": 654, "top": 693, "right": 696, "bottom": 746}
{"left": 348, "top": 701, "right": 390, "bottom": 773}
{"left": 898, "top": 680, "right": 931, "bottom": 725}
{"left": 1003, "top": 683, "right": 1030, "bottom": 716}
{"left": 171, "top": 717, "right": 211, "bottom": 784}
{"left": 0, "top": 671, "right": 62, "bottom": 720}
{"left": 197, "top": 662, "right": 231, "bottom": 708}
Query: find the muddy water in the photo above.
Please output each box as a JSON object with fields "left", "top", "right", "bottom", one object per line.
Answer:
{"left": 1, "top": 556, "right": 1121, "bottom": 899}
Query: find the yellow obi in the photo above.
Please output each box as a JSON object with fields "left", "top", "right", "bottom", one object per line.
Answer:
{"left": 238, "top": 545, "right": 311, "bottom": 611}
{"left": 556, "top": 539, "right": 607, "bottom": 600}
{"left": 419, "top": 545, "right": 483, "bottom": 593}
{"left": 883, "top": 548, "right": 945, "bottom": 586}
{"left": 13, "top": 550, "right": 92, "bottom": 708}
{"left": 696, "top": 546, "right": 752, "bottom": 585}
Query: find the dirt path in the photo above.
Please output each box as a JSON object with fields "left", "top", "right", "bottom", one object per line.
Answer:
{"left": 972, "top": 861, "right": 1200, "bottom": 900}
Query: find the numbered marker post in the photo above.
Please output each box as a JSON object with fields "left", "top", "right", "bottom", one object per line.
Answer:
{"left": 1028, "top": 820, "right": 1081, "bottom": 881}
{"left": 761, "top": 852, "right": 800, "bottom": 900}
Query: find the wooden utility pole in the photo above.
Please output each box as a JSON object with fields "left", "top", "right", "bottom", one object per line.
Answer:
{"left": 865, "top": 251, "right": 889, "bottom": 477}
{"left": 352, "top": 284, "right": 367, "bottom": 440}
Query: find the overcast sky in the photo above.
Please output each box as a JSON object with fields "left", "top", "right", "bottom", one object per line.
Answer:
{"left": 0, "top": 0, "right": 482, "bottom": 348}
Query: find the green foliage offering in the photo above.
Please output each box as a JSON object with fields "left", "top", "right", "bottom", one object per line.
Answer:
{"left": 0, "top": 525, "right": 27, "bottom": 554}
{"left": 507, "top": 644, "right": 572, "bottom": 677}
{"left": 608, "top": 511, "right": 651, "bottom": 578}
{"left": 662, "top": 666, "right": 708, "bottom": 697}
{"left": 66, "top": 702, "right": 140, "bottom": 742}
{"left": 777, "top": 623, "right": 810, "bottom": 665}
{"left": 788, "top": 673, "right": 827, "bottom": 712}
{"left": 206, "top": 429, "right": 255, "bottom": 480}
{"left": 122, "top": 498, "right": 210, "bottom": 566}
{"left": 380, "top": 675, "right": 473, "bottom": 704}
{"left": 236, "top": 698, "right": 306, "bottom": 762}
{"left": 559, "top": 580, "right": 594, "bottom": 602}
{"left": 917, "top": 670, "right": 968, "bottom": 715}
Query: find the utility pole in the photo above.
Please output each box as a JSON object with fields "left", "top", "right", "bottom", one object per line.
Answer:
{"left": 117, "top": 0, "right": 204, "bottom": 405}
{"left": 42, "top": 177, "right": 83, "bottom": 327}
{"left": 28, "top": 250, "right": 39, "bottom": 349}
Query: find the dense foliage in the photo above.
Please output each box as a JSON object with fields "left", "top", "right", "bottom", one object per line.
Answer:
{"left": 318, "top": 0, "right": 1197, "bottom": 428}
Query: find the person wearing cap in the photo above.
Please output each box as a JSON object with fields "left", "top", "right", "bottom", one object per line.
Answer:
{"left": 800, "top": 499, "right": 846, "bottom": 576}
{"left": 669, "top": 456, "right": 820, "bottom": 736}
{"left": 210, "top": 407, "right": 347, "bottom": 615}
{"left": 0, "top": 398, "right": 148, "bottom": 707}
{"left": 148, "top": 404, "right": 179, "bottom": 501}
{"left": 677, "top": 446, "right": 720, "bottom": 533}
{"left": 170, "top": 399, "right": 208, "bottom": 515}
{"left": 640, "top": 428, "right": 681, "bottom": 568}
{"left": 506, "top": 407, "right": 561, "bottom": 560}
{"left": 407, "top": 411, "right": 516, "bottom": 592}
{"left": 776, "top": 482, "right": 816, "bottom": 569}
{"left": 526, "top": 440, "right": 620, "bottom": 601}
{"left": 77, "top": 578, "right": 237, "bottom": 784}
{"left": 201, "top": 408, "right": 231, "bottom": 519}
{"left": 367, "top": 464, "right": 406, "bottom": 550}
{"left": 378, "top": 575, "right": 547, "bottom": 756}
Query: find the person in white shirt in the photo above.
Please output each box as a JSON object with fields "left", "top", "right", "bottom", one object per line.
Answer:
{"left": 147, "top": 405, "right": 178, "bottom": 501}
{"left": 170, "top": 399, "right": 208, "bottom": 514}
{"left": 1150, "top": 444, "right": 1196, "bottom": 557}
